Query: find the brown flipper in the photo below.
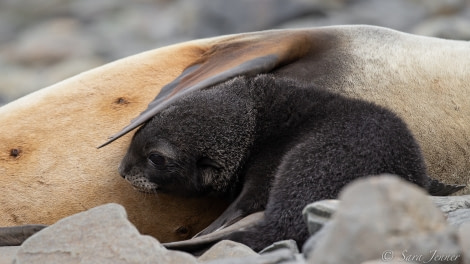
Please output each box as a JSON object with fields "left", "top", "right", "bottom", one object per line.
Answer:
{"left": 0, "top": 224, "right": 47, "bottom": 246}
{"left": 428, "top": 178, "right": 466, "bottom": 196}
{"left": 163, "top": 211, "right": 264, "bottom": 254}
{"left": 98, "top": 28, "right": 334, "bottom": 148}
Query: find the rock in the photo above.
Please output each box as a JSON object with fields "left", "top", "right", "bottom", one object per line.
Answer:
{"left": 447, "top": 209, "right": 470, "bottom": 227}
{"left": 303, "top": 195, "right": 470, "bottom": 260}
{"left": 302, "top": 200, "right": 339, "bottom": 235}
{"left": 185, "top": 0, "right": 347, "bottom": 38}
{"left": 4, "top": 18, "right": 94, "bottom": 65}
{"left": 412, "top": 17, "right": 470, "bottom": 40}
{"left": 361, "top": 260, "right": 419, "bottom": 264}
{"left": 281, "top": 0, "right": 429, "bottom": 32}
{"left": 14, "top": 203, "right": 197, "bottom": 264}
{"left": 412, "top": 0, "right": 466, "bottom": 15}
{"left": 308, "top": 175, "right": 461, "bottom": 264}
{"left": 204, "top": 248, "right": 297, "bottom": 264}
{"left": 302, "top": 221, "right": 332, "bottom": 260}
{"left": 0, "top": 246, "right": 20, "bottom": 264}
{"left": 198, "top": 240, "right": 257, "bottom": 262}
{"left": 259, "top": 239, "right": 299, "bottom": 255}
{"left": 430, "top": 195, "right": 470, "bottom": 214}
{"left": 458, "top": 222, "right": 470, "bottom": 264}
{"left": 300, "top": 196, "right": 470, "bottom": 230}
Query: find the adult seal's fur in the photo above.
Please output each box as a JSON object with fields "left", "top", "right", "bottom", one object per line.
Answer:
{"left": 119, "top": 74, "right": 464, "bottom": 251}
{"left": 0, "top": 37, "right": 230, "bottom": 245}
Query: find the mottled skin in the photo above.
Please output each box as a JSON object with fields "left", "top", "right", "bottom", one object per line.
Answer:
{"left": 119, "top": 74, "right": 463, "bottom": 251}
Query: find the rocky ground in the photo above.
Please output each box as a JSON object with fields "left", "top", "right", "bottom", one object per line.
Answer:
{"left": 2, "top": 175, "right": 470, "bottom": 263}
{"left": 1, "top": 0, "right": 470, "bottom": 105}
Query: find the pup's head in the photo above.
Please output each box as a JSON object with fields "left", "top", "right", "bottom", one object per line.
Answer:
{"left": 118, "top": 77, "right": 256, "bottom": 197}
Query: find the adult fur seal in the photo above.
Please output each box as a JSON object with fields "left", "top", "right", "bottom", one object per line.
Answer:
{"left": 119, "top": 74, "right": 464, "bottom": 251}
{"left": 2, "top": 25, "right": 469, "bottom": 247}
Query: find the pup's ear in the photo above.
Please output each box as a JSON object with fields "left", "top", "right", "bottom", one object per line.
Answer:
{"left": 98, "top": 28, "right": 334, "bottom": 148}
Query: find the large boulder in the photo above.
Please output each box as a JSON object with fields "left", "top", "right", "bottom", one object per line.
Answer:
{"left": 308, "top": 175, "right": 461, "bottom": 264}
{"left": 14, "top": 203, "right": 197, "bottom": 264}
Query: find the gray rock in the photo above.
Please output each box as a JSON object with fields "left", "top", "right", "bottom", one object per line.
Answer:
{"left": 5, "top": 18, "right": 93, "bottom": 66}
{"left": 447, "top": 209, "right": 470, "bottom": 227}
{"left": 0, "top": 246, "right": 20, "bottom": 264}
{"left": 302, "top": 221, "right": 332, "bottom": 260}
{"left": 458, "top": 222, "right": 470, "bottom": 264}
{"left": 361, "top": 260, "right": 419, "bottom": 264}
{"left": 281, "top": 0, "right": 429, "bottom": 32}
{"left": 412, "top": 17, "right": 470, "bottom": 40}
{"left": 431, "top": 195, "right": 470, "bottom": 214}
{"left": 308, "top": 175, "right": 461, "bottom": 264}
{"left": 185, "top": 0, "right": 347, "bottom": 38}
{"left": 303, "top": 195, "right": 470, "bottom": 259}
{"left": 259, "top": 240, "right": 299, "bottom": 255}
{"left": 198, "top": 240, "right": 257, "bottom": 262}
{"left": 301, "top": 195, "right": 470, "bottom": 229}
{"left": 14, "top": 203, "right": 197, "bottom": 264}
{"left": 412, "top": 0, "right": 466, "bottom": 15}
{"left": 204, "top": 248, "right": 297, "bottom": 264}
{"left": 302, "top": 199, "right": 339, "bottom": 235}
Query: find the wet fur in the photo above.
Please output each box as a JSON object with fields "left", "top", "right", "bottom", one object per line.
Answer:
{"left": 120, "top": 74, "right": 459, "bottom": 251}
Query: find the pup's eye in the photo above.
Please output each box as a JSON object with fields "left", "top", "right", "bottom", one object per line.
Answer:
{"left": 148, "top": 153, "right": 166, "bottom": 168}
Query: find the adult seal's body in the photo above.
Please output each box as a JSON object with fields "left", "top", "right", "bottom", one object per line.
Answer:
{"left": 119, "top": 74, "right": 464, "bottom": 251}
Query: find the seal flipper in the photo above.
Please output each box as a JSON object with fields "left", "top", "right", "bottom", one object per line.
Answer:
{"left": 163, "top": 212, "right": 264, "bottom": 254}
{"left": 0, "top": 224, "right": 47, "bottom": 246}
{"left": 193, "top": 203, "right": 245, "bottom": 238}
{"left": 98, "top": 28, "right": 333, "bottom": 148}
{"left": 428, "top": 178, "right": 466, "bottom": 196}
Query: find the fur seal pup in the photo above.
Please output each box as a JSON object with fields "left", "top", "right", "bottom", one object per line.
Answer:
{"left": 119, "top": 74, "right": 464, "bottom": 251}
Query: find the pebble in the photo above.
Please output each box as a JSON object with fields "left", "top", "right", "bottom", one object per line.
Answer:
{"left": 204, "top": 248, "right": 296, "bottom": 264}
{"left": 198, "top": 240, "right": 257, "bottom": 262}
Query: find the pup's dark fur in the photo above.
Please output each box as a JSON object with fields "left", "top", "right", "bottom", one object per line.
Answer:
{"left": 119, "top": 74, "right": 463, "bottom": 251}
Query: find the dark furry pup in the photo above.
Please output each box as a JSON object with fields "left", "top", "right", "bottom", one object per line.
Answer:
{"left": 119, "top": 74, "right": 462, "bottom": 252}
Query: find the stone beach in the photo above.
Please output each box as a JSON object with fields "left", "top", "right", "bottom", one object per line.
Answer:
{"left": 2, "top": 175, "right": 470, "bottom": 263}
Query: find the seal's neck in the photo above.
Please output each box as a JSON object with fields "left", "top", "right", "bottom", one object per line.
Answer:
{"left": 249, "top": 76, "right": 334, "bottom": 142}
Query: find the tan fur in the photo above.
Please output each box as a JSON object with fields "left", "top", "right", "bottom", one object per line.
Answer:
{"left": 0, "top": 40, "right": 228, "bottom": 242}
{"left": 0, "top": 26, "right": 468, "bottom": 242}
{"left": 334, "top": 26, "right": 470, "bottom": 188}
